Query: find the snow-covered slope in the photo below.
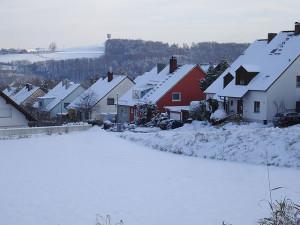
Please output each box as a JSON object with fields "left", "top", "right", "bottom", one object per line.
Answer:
{"left": 0, "top": 45, "right": 104, "bottom": 63}
{"left": 0, "top": 128, "right": 299, "bottom": 225}
{"left": 120, "top": 122, "right": 300, "bottom": 168}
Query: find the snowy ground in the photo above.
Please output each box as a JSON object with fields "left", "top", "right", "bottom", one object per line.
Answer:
{"left": 120, "top": 122, "right": 300, "bottom": 168}
{"left": 0, "top": 128, "right": 299, "bottom": 225}
{"left": 0, "top": 45, "right": 104, "bottom": 63}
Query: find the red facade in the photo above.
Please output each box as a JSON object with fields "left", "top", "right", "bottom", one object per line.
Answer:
{"left": 129, "top": 65, "right": 206, "bottom": 122}
{"left": 156, "top": 65, "right": 206, "bottom": 111}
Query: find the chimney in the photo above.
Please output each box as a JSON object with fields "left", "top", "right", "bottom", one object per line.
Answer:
{"left": 62, "top": 79, "right": 70, "bottom": 89}
{"left": 267, "top": 33, "right": 277, "bottom": 43}
{"left": 295, "top": 22, "right": 300, "bottom": 35}
{"left": 169, "top": 56, "right": 178, "bottom": 74}
{"left": 25, "top": 83, "right": 32, "bottom": 91}
{"left": 157, "top": 63, "right": 166, "bottom": 74}
{"left": 107, "top": 67, "right": 113, "bottom": 82}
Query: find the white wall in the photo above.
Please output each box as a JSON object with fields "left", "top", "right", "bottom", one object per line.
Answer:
{"left": 266, "top": 56, "right": 300, "bottom": 120}
{"left": 0, "top": 96, "right": 29, "bottom": 128}
{"left": 50, "top": 86, "right": 85, "bottom": 118}
{"left": 242, "top": 91, "right": 267, "bottom": 121}
{"left": 91, "top": 78, "right": 134, "bottom": 120}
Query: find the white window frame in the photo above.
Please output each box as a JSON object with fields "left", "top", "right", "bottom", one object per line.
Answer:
{"left": 172, "top": 92, "right": 181, "bottom": 102}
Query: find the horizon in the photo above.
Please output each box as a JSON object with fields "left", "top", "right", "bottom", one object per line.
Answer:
{"left": 1, "top": 0, "right": 300, "bottom": 49}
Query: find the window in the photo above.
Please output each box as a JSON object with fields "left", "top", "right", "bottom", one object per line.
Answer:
{"left": 254, "top": 101, "right": 260, "bottom": 113}
{"left": 64, "top": 102, "right": 70, "bottom": 108}
{"left": 107, "top": 98, "right": 115, "bottom": 105}
{"left": 297, "top": 76, "right": 300, "bottom": 87}
{"left": 172, "top": 92, "right": 181, "bottom": 101}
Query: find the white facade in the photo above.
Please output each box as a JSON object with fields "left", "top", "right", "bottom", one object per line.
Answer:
{"left": 0, "top": 95, "right": 29, "bottom": 128}
{"left": 90, "top": 78, "right": 134, "bottom": 120}
{"left": 205, "top": 27, "right": 300, "bottom": 123}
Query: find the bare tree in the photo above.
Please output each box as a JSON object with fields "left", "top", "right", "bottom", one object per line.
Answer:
{"left": 48, "top": 42, "right": 57, "bottom": 52}
{"left": 75, "top": 91, "right": 98, "bottom": 120}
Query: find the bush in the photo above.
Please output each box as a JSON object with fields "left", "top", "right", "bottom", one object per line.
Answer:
{"left": 189, "top": 101, "right": 210, "bottom": 121}
{"left": 259, "top": 199, "right": 300, "bottom": 225}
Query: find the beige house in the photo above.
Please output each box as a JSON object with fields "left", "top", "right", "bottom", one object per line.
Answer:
{"left": 12, "top": 83, "right": 45, "bottom": 107}
{"left": 69, "top": 71, "right": 135, "bottom": 121}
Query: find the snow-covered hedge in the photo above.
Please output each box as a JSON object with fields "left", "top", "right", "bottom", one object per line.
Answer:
{"left": 120, "top": 122, "right": 300, "bottom": 168}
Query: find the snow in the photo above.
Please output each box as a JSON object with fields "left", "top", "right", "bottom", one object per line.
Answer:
{"left": 120, "top": 121, "right": 300, "bottom": 168}
{"left": 119, "top": 64, "right": 196, "bottom": 106}
{"left": 37, "top": 81, "right": 81, "bottom": 111}
{"left": 11, "top": 85, "right": 39, "bottom": 105}
{"left": 205, "top": 31, "right": 300, "bottom": 97}
{"left": 69, "top": 75, "right": 128, "bottom": 109}
{"left": 2, "top": 87, "right": 17, "bottom": 97}
{"left": 0, "top": 128, "right": 299, "bottom": 225}
{"left": 0, "top": 45, "right": 104, "bottom": 63}
{"left": 210, "top": 108, "right": 227, "bottom": 120}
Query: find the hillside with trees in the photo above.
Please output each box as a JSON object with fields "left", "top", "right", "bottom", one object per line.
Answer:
{"left": 11, "top": 39, "right": 249, "bottom": 82}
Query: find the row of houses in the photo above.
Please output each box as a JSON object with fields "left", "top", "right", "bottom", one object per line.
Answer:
{"left": 1, "top": 23, "right": 300, "bottom": 128}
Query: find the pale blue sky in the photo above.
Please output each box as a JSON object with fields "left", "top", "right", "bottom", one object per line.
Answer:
{"left": 1, "top": 0, "right": 299, "bottom": 48}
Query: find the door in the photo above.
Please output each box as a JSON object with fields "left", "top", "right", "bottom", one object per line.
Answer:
{"left": 237, "top": 99, "right": 243, "bottom": 115}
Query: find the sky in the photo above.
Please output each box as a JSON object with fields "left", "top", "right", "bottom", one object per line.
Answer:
{"left": 1, "top": 0, "right": 299, "bottom": 49}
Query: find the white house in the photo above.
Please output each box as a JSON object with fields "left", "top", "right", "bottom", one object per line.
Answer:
{"left": 68, "top": 71, "right": 134, "bottom": 121}
{"left": 0, "top": 91, "right": 36, "bottom": 128}
{"left": 205, "top": 23, "right": 300, "bottom": 123}
{"left": 35, "top": 80, "right": 85, "bottom": 118}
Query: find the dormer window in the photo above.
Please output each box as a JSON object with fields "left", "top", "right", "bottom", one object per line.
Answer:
{"left": 223, "top": 73, "right": 234, "bottom": 88}
{"left": 235, "top": 66, "right": 259, "bottom": 86}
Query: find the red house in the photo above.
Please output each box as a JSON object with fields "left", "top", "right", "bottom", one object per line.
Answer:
{"left": 118, "top": 57, "right": 206, "bottom": 123}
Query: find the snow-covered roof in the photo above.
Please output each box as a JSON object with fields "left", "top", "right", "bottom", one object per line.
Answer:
{"left": 39, "top": 81, "right": 81, "bottom": 111}
{"left": 12, "top": 84, "right": 40, "bottom": 105}
{"left": 3, "top": 87, "right": 17, "bottom": 97}
{"left": 205, "top": 31, "right": 300, "bottom": 98}
{"left": 69, "top": 75, "right": 129, "bottom": 109}
{"left": 119, "top": 64, "right": 197, "bottom": 106}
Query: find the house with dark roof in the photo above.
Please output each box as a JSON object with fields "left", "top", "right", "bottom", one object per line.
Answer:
{"left": 118, "top": 57, "right": 206, "bottom": 123}
{"left": 0, "top": 91, "right": 36, "bottom": 128}
{"left": 205, "top": 23, "right": 300, "bottom": 123}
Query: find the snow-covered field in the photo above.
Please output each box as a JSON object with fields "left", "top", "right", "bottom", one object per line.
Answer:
{"left": 120, "top": 122, "right": 300, "bottom": 168}
{"left": 0, "top": 45, "right": 104, "bottom": 63}
{"left": 0, "top": 128, "right": 299, "bottom": 225}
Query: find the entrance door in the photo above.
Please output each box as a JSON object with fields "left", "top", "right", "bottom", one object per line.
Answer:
{"left": 237, "top": 99, "right": 243, "bottom": 115}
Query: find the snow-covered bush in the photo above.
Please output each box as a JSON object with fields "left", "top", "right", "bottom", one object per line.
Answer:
{"left": 258, "top": 199, "right": 300, "bottom": 225}
{"left": 189, "top": 101, "right": 210, "bottom": 121}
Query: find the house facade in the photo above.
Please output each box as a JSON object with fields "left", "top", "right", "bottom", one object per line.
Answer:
{"left": 35, "top": 80, "right": 85, "bottom": 118}
{"left": 205, "top": 23, "right": 300, "bottom": 123}
{"left": 0, "top": 91, "right": 36, "bottom": 128}
{"left": 69, "top": 71, "right": 134, "bottom": 121}
{"left": 118, "top": 57, "right": 206, "bottom": 123}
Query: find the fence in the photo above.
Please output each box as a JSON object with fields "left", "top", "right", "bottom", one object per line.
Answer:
{"left": 0, "top": 123, "right": 92, "bottom": 138}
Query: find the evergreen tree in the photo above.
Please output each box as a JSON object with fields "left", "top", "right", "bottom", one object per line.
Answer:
{"left": 200, "top": 60, "right": 229, "bottom": 92}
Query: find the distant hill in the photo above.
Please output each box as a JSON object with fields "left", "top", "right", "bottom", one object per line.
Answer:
{"left": 9, "top": 39, "right": 249, "bottom": 82}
